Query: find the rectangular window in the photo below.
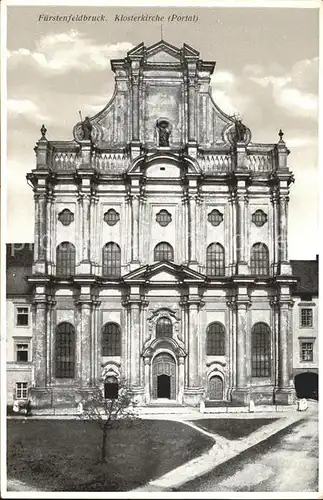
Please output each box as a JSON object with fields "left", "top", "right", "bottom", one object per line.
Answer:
{"left": 16, "top": 343, "right": 29, "bottom": 362}
{"left": 300, "top": 342, "right": 314, "bottom": 362}
{"left": 15, "top": 382, "right": 28, "bottom": 399}
{"left": 16, "top": 307, "right": 29, "bottom": 327}
{"left": 300, "top": 308, "right": 313, "bottom": 327}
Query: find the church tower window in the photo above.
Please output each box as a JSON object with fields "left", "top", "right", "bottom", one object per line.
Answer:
{"left": 56, "top": 242, "right": 76, "bottom": 277}
{"left": 154, "top": 242, "right": 174, "bottom": 262}
{"left": 206, "top": 322, "right": 225, "bottom": 355}
{"left": 102, "top": 323, "right": 121, "bottom": 356}
{"left": 55, "top": 323, "right": 75, "bottom": 378}
{"left": 102, "top": 242, "right": 121, "bottom": 277}
{"left": 156, "top": 317, "right": 173, "bottom": 338}
{"left": 250, "top": 243, "right": 269, "bottom": 275}
{"left": 206, "top": 243, "right": 225, "bottom": 277}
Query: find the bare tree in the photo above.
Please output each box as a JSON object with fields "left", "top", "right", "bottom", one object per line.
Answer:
{"left": 78, "top": 383, "right": 139, "bottom": 463}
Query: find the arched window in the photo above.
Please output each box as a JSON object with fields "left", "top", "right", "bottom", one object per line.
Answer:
{"left": 102, "top": 242, "right": 121, "bottom": 277}
{"left": 156, "top": 317, "right": 173, "bottom": 338}
{"left": 102, "top": 323, "right": 121, "bottom": 356}
{"left": 56, "top": 242, "right": 76, "bottom": 276}
{"left": 252, "top": 322, "right": 271, "bottom": 377}
{"left": 206, "top": 243, "right": 225, "bottom": 277}
{"left": 154, "top": 242, "right": 174, "bottom": 262}
{"left": 206, "top": 322, "right": 225, "bottom": 355}
{"left": 55, "top": 323, "right": 75, "bottom": 378}
{"left": 250, "top": 243, "right": 269, "bottom": 275}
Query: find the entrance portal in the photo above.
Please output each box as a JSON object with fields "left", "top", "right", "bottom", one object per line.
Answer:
{"left": 294, "top": 372, "right": 318, "bottom": 400}
{"left": 208, "top": 375, "right": 224, "bottom": 400}
{"left": 152, "top": 353, "right": 176, "bottom": 400}
{"left": 157, "top": 374, "right": 171, "bottom": 398}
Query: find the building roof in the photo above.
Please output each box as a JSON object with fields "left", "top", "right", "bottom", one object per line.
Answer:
{"left": 290, "top": 257, "right": 318, "bottom": 296}
{"left": 6, "top": 243, "right": 34, "bottom": 295}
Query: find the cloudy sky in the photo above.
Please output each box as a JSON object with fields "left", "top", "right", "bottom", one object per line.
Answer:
{"left": 6, "top": 5, "right": 319, "bottom": 259}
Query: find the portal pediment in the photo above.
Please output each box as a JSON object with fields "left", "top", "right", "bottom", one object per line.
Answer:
{"left": 122, "top": 261, "right": 206, "bottom": 284}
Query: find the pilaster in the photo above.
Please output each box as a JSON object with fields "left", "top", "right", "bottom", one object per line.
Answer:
{"left": 183, "top": 288, "right": 204, "bottom": 406}
{"left": 230, "top": 287, "right": 252, "bottom": 405}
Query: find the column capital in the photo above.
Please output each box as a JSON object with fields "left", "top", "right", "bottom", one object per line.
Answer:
{"left": 122, "top": 295, "right": 148, "bottom": 309}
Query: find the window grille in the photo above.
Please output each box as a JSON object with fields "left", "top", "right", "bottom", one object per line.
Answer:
{"left": 251, "top": 322, "right": 271, "bottom": 377}
{"left": 250, "top": 243, "right": 269, "bottom": 275}
{"left": 102, "top": 242, "right": 121, "bottom": 277}
{"left": 206, "top": 322, "right": 225, "bottom": 355}
{"left": 15, "top": 382, "right": 28, "bottom": 399}
{"left": 251, "top": 209, "right": 267, "bottom": 227}
{"left": 206, "top": 243, "right": 225, "bottom": 277}
{"left": 102, "top": 323, "right": 121, "bottom": 356}
{"left": 16, "top": 343, "right": 29, "bottom": 362}
{"left": 156, "top": 209, "right": 172, "bottom": 227}
{"left": 300, "top": 342, "right": 313, "bottom": 361}
{"left": 104, "top": 209, "right": 120, "bottom": 226}
{"left": 154, "top": 242, "right": 174, "bottom": 262}
{"left": 55, "top": 323, "right": 75, "bottom": 378}
{"left": 207, "top": 209, "right": 223, "bottom": 227}
{"left": 58, "top": 209, "right": 74, "bottom": 226}
{"left": 16, "top": 307, "right": 29, "bottom": 326}
{"left": 56, "top": 242, "right": 76, "bottom": 276}
{"left": 300, "top": 308, "right": 313, "bottom": 327}
{"left": 156, "top": 317, "right": 173, "bottom": 338}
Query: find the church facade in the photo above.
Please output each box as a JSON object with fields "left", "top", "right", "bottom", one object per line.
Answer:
{"left": 26, "top": 40, "right": 297, "bottom": 408}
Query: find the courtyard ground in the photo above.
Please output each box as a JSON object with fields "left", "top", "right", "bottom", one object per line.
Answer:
{"left": 7, "top": 418, "right": 213, "bottom": 491}
{"left": 6, "top": 415, "right": 274, "bottom": 492}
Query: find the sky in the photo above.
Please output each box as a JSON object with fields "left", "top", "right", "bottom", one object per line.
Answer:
{"left": 5, "top": 5, "right": 319, "bottom": 259}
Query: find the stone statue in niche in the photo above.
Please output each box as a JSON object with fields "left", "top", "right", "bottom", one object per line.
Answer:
{"left": 157, "top": 119, "right": 171, "bottom": 147}
{"left": 234, "top": 119, "right": 247, "bottom": 142}
{"left": 81, "top": 116, "right": 93, "bottom": 141}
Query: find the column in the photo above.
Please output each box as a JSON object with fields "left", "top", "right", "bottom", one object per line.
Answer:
{"left": 91, "top": 298, "right": 100, "bottom": 384}
{"left": 272, "top": 189, "right": 279, "bottom": 274}
{"left": 144, "top": 358, "right": 150, "bottom": 404}
{"left": 188, "top": 74, "right": 196, "bottom": 143}
{"left": 131, "top": 194, "right": 140, "bottom": 263}
{"left": 188, "top": 302, "right": 199, "bottom": 387}
{"left": 270, "top": 298, "right": 279, "bottom": 390}
{"left": 181, "top": 193, "right": 189, "bottom": 264}
{"left": 231, "top": 294, "right": 251, "bottom": 405}
{"left": 46, "top": 192, "right": 53, "bottom": 273}
{"left": 229, "top": 190, "right": 237, "bottom": 275}
{"left": 126, "top": 295, "right": 142, "bottom": 389}
{"left": 278, "top": 302, "right": 290, "bottom": 388}
{"left": 131, "top": 72, "right": 140, "bottom": 142}
{"left": 33, "top": 299, "right": 47, "bottom": 387}
{"left": 235, "top": 175, "right": 250, "bottom": 274}
{"left": 178, "top": 357, "right": 185, "bottom": 403}
{"left": 82, "top": 194, "right": 90, "bottom": 262}
{"left": 33, "top": 191, "right": 47, "bottom": 274}
{"left": 30, "top": 292, "right": 52, "bottom": 408}
{"left": 184, "top": 289, "right": 204, "bottom": 405}
{"left": 46, "top": 297, "right": 56, "bottom": 386}
{"left": 189, "top": 194, "right": 197, "bottom": 264}
{"left": 279, "top": 193, "right": 289, "bottom": 263}
{"left": 275, "top": 297, "right": 295, "bottom": 405}
{"left": 78, "top": 290, "right": 92, "bottom": 387}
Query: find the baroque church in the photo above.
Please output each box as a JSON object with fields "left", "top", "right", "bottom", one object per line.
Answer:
{"left": 26, "top": 40, "right": 297, "bottom": 408}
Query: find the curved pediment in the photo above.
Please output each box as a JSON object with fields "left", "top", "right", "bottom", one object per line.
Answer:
{"left": 127, "top": 151, "right": 201, "bottom": 177}
{"left": 142, "top": 337, "right": 187, "bottom": 359}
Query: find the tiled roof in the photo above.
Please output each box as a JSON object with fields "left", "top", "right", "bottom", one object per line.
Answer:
{"left": 6, "top": 244, "right": 34, "bottom": 295}
{"left": 290, "top": 258, "right": 318, "bottom": 296}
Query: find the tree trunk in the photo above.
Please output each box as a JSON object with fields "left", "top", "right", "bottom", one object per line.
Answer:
{"left": 101, "top": 426, "right": 108, "bottom": 463}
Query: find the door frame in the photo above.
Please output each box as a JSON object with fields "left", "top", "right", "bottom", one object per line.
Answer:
{"left": 151, "top": 350, "right": 177, "bottom": 401}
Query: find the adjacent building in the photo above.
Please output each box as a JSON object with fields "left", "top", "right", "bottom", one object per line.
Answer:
{"left": 6, "top": 40, "right": 318, "bottom": 409}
